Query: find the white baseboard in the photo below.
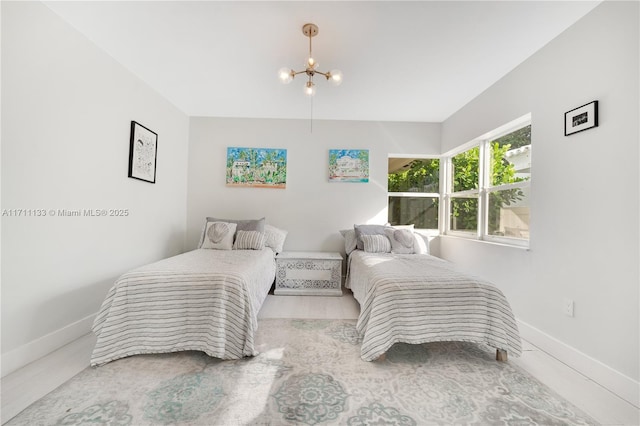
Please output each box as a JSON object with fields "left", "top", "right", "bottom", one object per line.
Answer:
{"left": 518, "top": 319, "right": 639, "bottom": 408}
{"left": 1, "top": 313, "right": 96, "bottom": 378}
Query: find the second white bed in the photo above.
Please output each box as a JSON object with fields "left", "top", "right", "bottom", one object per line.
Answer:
{"left": 346, "top": 250, "right": 522, "bottom": 361}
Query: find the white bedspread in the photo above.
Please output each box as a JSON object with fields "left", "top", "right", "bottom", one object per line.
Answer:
{"left": 346, "top": 251, "right": 522, "bottom": 361}
{"left": 91, "top": 248, "right": 276, "bottom": 366}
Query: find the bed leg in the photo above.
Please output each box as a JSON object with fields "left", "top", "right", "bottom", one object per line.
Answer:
{"left": 496, "top": 349, "right": 508, "bottom": 362}
{"left": 376, "top": 353, "right": 387, "bottom": 362}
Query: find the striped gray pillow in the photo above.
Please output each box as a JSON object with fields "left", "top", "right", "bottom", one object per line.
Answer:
{"left": 233, "top": 230, "right": 266, "bottom": 250}
{"left": 361, "top": 234, "right": 391, "bottom": 253}
{"left": 354, "top": 224, "right": 388, "bottom": 251}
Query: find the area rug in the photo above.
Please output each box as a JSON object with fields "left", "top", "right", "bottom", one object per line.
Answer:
{"left": 7, "top": 319, "right": 596, "bottom": 425}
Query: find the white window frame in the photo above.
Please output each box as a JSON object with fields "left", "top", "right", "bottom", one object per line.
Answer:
{"left": 387, "top": 154, "right": 442, "bottom": 232}
{"left": 443, "top": 115, "right": 531, "bottom": 247}
{"left": 444, "top": 143, "right": 483, "bottom": 238}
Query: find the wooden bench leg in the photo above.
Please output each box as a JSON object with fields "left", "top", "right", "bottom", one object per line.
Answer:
{"left": 496, "top": 349, "right": 508, "bottom": 362}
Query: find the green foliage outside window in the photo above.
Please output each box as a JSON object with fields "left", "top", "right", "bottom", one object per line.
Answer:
{"left": 388, "top": 159, "right": 439, "bottom": 228}
{"left": 451, "top": 125, "right": 530, "bottom": 232}
{"left": 388, "top": 125, "right": 530, "bottom": 233}
{"left": 450, "top": 144, "right": 525, "bottom": 232}
{"left": 388, "top": 159, "right": 439, "bottom": 193}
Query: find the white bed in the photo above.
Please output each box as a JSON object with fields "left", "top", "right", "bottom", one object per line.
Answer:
{"left": 90, "top": 248, "right": 276, "bottom": 366}
{"left": 346, "top": 250, "right": 522, "bottom": 361}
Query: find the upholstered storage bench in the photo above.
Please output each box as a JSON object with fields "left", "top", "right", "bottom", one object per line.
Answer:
{"left": 275, "top": 251, "right": 343, "bottom": 296}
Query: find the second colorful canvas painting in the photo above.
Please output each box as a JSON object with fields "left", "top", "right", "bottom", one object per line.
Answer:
{"left": 329, "top": 149, "right": 369, "bottom": 182}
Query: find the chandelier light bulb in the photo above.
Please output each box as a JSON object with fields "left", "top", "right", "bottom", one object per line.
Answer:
{"left": 307, "top": 57, "right": 317, "bottom": 69}
{"left": 328, "top": 69, "right": 343, "bottom": 86}
{"left": 278, "top": 67, "right": 294, "bottom": 84}
{"left": 304, "top": 81, "right": 316, "bottom": 97}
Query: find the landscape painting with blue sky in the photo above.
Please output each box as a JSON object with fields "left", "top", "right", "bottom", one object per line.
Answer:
{"left": 329, "top": 149, "right": 369, "bottom": 182}
{"left": 226, "top": 147, "right": 287, "bottom": 188}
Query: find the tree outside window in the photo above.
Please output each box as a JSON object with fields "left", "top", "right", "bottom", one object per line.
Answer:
{"left": 449, "top": 124, "right": 531, "bottom": 241}
{"left": 388, "top": 123, "right": 531, "bottom": 244}
{"left": 388, "top": 158, "right": 439, "bottom": 229}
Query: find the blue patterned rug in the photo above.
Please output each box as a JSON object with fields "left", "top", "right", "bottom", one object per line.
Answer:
{"left": 7, "top": 319, "right": 596, "bottom": 425}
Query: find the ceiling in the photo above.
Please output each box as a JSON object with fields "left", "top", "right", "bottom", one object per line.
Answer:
{"left": 43, "top": 1, "right": 601, "bottom": 123}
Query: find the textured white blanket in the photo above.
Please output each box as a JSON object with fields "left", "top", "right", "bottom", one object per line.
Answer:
{"left": 346, "top": 251, "right": 522, "bottom": 361}
{"left": 91, "top": 249, "right": 275, "bottom": 366}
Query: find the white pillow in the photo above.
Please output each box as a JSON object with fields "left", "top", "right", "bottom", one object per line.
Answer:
{"left": 201, "top": 222, "right": 237, "bottom": 250}
{"left": 413, "top": 233, "right": 430, "bottom": 255}
{"left": 233, "top": 230, "right": 266, "bottom": 250}
{"left": 361, "top": 234, "right": 392, "bottom": 253}
{"left": 265, "top": 224, "right": 288, "bottom": 254}
{"left": 339, "top": 229, "right": 358, "bottom": 255}
{"left": 385, "top": 228, "right": 415, "bottom": 254}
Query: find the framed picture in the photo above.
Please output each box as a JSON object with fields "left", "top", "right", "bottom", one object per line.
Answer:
{"left": 226, "top": 147, "right": 287, "bottom": 189}
{"left": 329, "top": 149, "right": 369, "bottom": 182}
{"left": 564, "top": 100, "right": 598, "bottom": 136}
{"left": 128, "top": 121, "right": 158, "bottom": 183}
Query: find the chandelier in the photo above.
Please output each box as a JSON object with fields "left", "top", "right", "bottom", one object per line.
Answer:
{"left": 278, "top": 23, "right": 343, "bottom": 96}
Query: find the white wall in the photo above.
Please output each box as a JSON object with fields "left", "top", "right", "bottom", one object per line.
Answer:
{"left": 187, "top": 118, "right": 441, "bottom": 253}
{"left": 1, "top": 2, "right": 189, "bottom": 376}
{"left": 440, "top": 1, "right": 639, "bottom": 405}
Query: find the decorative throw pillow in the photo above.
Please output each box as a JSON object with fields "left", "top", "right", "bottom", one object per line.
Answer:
{"left": 198, "top": 217, "right": 265, "bottom": 248}
{"left": 264, "top": 224, "right": 288, "bottom": 254}
{"left": 339, "top": 229, "right": 358, "bottom": 255}
{"left": 354, "top": 224, "right": 389, "bottom": 251}
{"left": 233, "top": 230, "right": 266, "bottom": 250}
{"left": 361, "top": 234, "right": 392, "bottom": 253}
{"left": 200, "top": 221, "right": 237, "bottom": 250}
{"left": 385, "top": 228, "right": 415, "bottom": 254}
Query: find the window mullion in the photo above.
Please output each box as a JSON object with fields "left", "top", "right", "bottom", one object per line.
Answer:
{"left": 449, "top": 189, "right": 478, "bottom": 198}
{"left": 389, "top": 192, "right": 440, "bottom": 198}
{"left": 443, "top": 157, "right": 452, "bottom": 234}
{"left": 478, "top": 140, "right": 489, "bottom": 239}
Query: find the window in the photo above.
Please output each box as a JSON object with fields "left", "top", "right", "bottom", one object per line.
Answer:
{"left": 486, "top": 126, "right": 531, "bottom": 240}
{"left": 387, "top": 157, "right": 440, "bottom": 229}
{"left": 445, "top": 120, "right": 531, "bottom": 245}
{"left": 450, "top": 147, "right": 480, "bottom": 235}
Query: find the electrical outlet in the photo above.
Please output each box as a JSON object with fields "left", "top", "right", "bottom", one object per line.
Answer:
{"left": 563, "top": 298, "right": 574, "bottom": 317}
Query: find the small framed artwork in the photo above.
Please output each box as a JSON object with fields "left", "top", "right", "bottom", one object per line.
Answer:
{"left": 564, "top": 100, "right": 598, "bottom": 136}
{"left": 128, "top": 121, "right": 158, "bottom": 183}
{"left": 329, "top": 149, "right": 369, "bottom": 182}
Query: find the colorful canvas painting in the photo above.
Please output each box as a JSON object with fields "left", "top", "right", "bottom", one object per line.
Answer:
{"left": 226, "top": 147, "right": 287, "bottom": 188}
{"left": 329, "top": 149, "right": 369, "bottom": 182}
